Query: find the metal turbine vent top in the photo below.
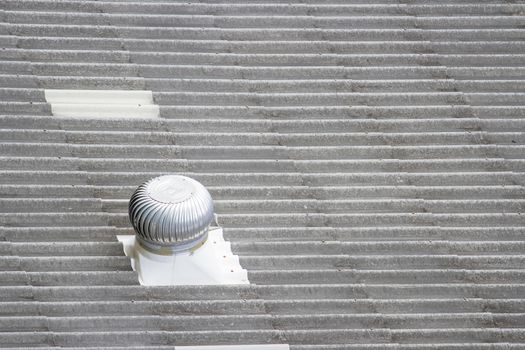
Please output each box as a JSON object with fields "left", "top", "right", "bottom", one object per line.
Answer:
{"left": 129, "top": 175, "right": 214, "bottom": 252}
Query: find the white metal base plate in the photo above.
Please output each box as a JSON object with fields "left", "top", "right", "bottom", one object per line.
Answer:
{"left": 117, "top": 227, "right": 249, "bottom": 286}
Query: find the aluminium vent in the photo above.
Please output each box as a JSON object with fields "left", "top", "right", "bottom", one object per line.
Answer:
{"left": 129, "top": 175, "right": 214, "bottom": 253}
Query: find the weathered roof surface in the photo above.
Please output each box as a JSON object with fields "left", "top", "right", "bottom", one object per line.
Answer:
{"left": 1, "top": 0, "right": 525, "bottom": 348}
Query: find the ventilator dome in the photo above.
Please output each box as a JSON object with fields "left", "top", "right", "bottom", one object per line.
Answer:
{"left": 128, "top": 175, "right": 214, "bottom": 252}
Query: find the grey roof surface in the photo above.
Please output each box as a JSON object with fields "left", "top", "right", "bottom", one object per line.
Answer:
{"left": 1, "top": 0, "right": 525, "bottom": 348}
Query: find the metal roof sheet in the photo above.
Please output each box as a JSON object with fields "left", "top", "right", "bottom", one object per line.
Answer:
{"left": 0, "top": 0, "right": 525, "bottom": 348}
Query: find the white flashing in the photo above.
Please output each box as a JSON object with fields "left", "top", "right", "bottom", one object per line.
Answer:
{"left": 117, "top": 227, "right": 249, "bottom": 286}
{"left": 44, "top": 89, "right": 159, "bottom": 119}
{"left": 175, "top": 346, "right": 289, "bottom": 350}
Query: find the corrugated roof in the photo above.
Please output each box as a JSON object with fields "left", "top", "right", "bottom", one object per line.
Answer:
{"left": 1, "top": 0, "right": 525, "bottom": 348}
